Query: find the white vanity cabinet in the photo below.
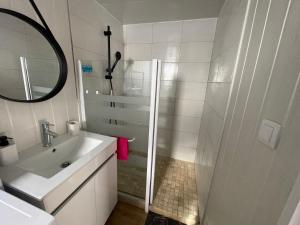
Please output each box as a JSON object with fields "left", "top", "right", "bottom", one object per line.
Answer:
{"left": 54, "top": 177, "right": 97, "bottom": 225}
{"left": 95, "top": 152, "right": 118, "bottom": 225}
{"left": 54, "top": 154, "right": 117, "bottom": 225}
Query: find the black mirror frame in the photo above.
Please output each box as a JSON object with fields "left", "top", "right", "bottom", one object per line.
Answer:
{"left": 0, "top": 8, "right": 68, "bottom": 103}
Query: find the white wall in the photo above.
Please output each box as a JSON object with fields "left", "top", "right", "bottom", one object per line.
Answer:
{"left": 124, "top": 18, "right": 217, "bottom": 162}
{"left": 203, "top": 0, "right": 300, "bottom": 225}
{"left": 277, "top": 172, "right": 300, "bottom": 225}
{"left": 195, "top": 0, "right": 250, "bottom": 219}
{"left": 67, "top": 0, "right": 125, "bottom": 147}
{"left": 0, "top": 0, "right": 79, "bottom": 152}
{"left": 68, "top": 0, "right": 124, "bottom": 97}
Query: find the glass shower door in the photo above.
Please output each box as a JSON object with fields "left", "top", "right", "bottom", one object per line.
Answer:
{"left": 77, "top": 59, "right": 161, "bottom": 206}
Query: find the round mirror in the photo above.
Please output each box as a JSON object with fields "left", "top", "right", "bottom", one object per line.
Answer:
{"left": 0, "top": 9, "right": 67, "bottom": 102}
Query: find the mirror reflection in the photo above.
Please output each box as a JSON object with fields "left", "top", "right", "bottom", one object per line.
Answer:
{"left": 0, "top": 12, "right": 60, "bottom": 101}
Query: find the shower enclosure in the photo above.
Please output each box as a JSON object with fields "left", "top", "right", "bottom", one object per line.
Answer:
{"left": 77, "top": 58, "right": 161, "bottom": 211}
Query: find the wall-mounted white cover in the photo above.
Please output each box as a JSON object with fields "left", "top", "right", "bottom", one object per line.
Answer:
{"left": 258, "top": 119, "right": 281, "bottom": 149}
{"left": 0, "top": 190, "right": 56, "bottom": 225}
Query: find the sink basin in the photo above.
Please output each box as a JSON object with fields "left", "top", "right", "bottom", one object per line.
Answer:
{"left": 0, "top": 131, "right": 117, "bottom": 213}
{"left": 17, "top": 135, "right": 102, "bottom": 178}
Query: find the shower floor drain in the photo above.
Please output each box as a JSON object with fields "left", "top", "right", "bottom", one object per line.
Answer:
{"left": 61, "top": 161, "right": 72, "bottom": 168}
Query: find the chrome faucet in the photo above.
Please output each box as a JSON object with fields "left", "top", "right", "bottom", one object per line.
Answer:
{"left": 40, "top": 120, "right": 58, "bottom": 147}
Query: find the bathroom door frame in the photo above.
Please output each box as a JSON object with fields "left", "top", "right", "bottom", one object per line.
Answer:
{"left": 145, "top": 59, "right": 161, "bottom": 212}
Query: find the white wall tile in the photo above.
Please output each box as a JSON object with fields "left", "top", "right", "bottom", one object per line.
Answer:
{"left": 173, "top": 116, "right": 201, "bottom": 133}
{"left": 168, "top": 146, "right": 196, "bottom": 162}
{"left": 152, "top": 43, "right": 180, "bottom": 62}
{"left": 159, "top": 98, "right": 175, "bottom": 115}
{"left": 206, "top": 83, "right": 231, "bottom": 118}
{"left": 0, "top": 100, "right": 13, "bottom": 136}
{"left": 176, "top": 82, "right": 207, "bottom": 100}
{"left": 5, "top": 102, "right": 34, "bottom": 134}
{"left": 195, "top": 0, "right": 250, "bottom": 220}
{"left": 70, "top": 14, "right": 105, "bottom": 56}
{"left": 174, "top": 99, "right": 204, "bottom": 117}
{"left": 182, "top": 18, "right": 217, "bottom": 42}
{"left": 159, "top": 81, "right": 177, "bottom": 98}
{"left": 51, "top": 91, "right": 69, "bottom": 135}
{"left": 124, "top": 23, "right": 153, "bottom": 44}
{"left": 157, "top": 114, "right": 202, "bottom": 134}
{"left": 0, "top": 0, "right": 11, "bottom": 8}
{"left": 208, "top": 57, "right": 220, "bottom": 82}
{"left": 177, "top": 62, "right": 210, "bottom": 82}
{"left": 68, "top": 0, "right": 104, "bottom": 31}
{"left": 172, "top": 131, "right": 198, "bottom": 149}
{"left": 153, "top": 21, "right": 182, "bottom": 43}
{"left": 157, "top": 128, "right": 172, "bottom": 149}
{"left": 6, "top": 102, "right": 38, "bottom": 151}
{"left": 14, "top": 126, "right": 39, "bottom": 151}
{"left": 125, "top": 44, "right": 152, "bottom": 61}
{"left": 180, "top": 42, "right": 213, "bottom": 62}
{"left": 161, "top": 63, "right": 178, "bottom": 81}
{"left": 124, "top": 19, "right": 216, "bottom": 162}
{"left": 200, "top": 1, "right": 300, "bottom": 225}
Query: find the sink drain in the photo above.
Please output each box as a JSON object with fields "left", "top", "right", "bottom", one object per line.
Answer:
{"left": 61, "top": 161, "right": 72, "bottom": 168}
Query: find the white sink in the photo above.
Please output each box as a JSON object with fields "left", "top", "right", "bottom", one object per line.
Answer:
{"left": 0, "top": 131, "right": 117, "bottom": 213}
{"left": 0, "top": 190, "right": 55, "bottom": 225}
{"left": 17, "top": 135, "right": 102, "bottom": 178}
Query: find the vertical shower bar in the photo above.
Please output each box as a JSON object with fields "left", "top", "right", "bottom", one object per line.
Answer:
{"left": 20, "top": 57, "right": 33, "bottom": 100}
{"left": 104, "top": 26, "right": 111, "bottom": 78}
{"left": 104, "top": 26, "right": 117, "bottom": 124}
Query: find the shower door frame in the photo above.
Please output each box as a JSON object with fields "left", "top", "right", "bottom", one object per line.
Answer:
{"left": 77, "top": 58, "right": 162, "bottom": 212}
{"left": 145, "top": 59, "right": 161, "bottom": 212}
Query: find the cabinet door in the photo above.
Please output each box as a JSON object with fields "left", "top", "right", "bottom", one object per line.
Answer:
{"left": 55, "top": 177, "right": 97, "bottom": 225}
{"left": 95, "top": 154, "right": 118, "bottom": 225}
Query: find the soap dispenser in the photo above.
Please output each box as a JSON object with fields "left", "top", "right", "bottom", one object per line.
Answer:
{"left": 0, "top": 136, "right": 10, "bottom": 147}
{"left": 0, "top": 135, "right": 18, "bottom": 166}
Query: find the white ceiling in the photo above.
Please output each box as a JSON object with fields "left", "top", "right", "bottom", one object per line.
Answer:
{"left": 97, "top": 0, "right": 225, "bottom": 24}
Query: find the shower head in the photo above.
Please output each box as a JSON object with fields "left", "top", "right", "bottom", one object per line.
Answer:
{"left": 109, "top": 51, "right": 122, "bottom": 75}
{"left": 115, "top": 51, "right": 122, "bottom": 61}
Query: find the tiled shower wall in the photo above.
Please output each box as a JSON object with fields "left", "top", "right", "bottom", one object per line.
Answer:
{"left": 195, "top": 0, "right": 250, "bottom": 219}
{"left": 0, "top": 0, "right": 79, "bottom": 152}
{"left": 124, "top": 18, "right": 217, "bottom": 162}
{"left": 68, "top": 0, "right": 125, "bottom": 97}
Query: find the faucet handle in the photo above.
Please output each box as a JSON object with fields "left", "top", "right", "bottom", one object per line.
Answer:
{"left": 40, "top": 120, "right": 54, "bottom": 128}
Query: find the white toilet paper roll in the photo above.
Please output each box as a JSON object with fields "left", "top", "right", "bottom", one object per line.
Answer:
{"left": 67, "top": 121, "right": 80, "bottom": 135}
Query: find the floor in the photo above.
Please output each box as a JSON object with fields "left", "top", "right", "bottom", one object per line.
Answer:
{"left": 118, "top": 151, "right": 147, "bottom": 199}
{"left": 105, "top": 202, "right": 147, "bottom": 225}
{"left": 146, "top": 211, "right": 187, "bottom": 225}
{"left": 151, "top": 156, "right": 199, "bottom": 225}
{"left": 118, "top": 153, "right": 199, "bottom": 225}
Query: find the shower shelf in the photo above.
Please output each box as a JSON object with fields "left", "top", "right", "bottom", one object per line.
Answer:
{"left": 128, "top": 138, "right": 136, "bottom": 143}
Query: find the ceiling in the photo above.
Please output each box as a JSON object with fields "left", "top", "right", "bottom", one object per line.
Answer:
{"left": 97, "top": 0, "right": 225, "bottom": 24}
